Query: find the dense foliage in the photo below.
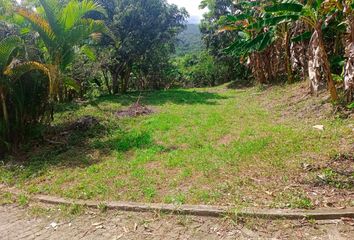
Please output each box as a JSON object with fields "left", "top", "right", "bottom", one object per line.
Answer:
{"left": 173, "top": 51, "right": 246, "bottom": 87}
{"left": 98, "top": 0, "right": 188, "bottom": 93}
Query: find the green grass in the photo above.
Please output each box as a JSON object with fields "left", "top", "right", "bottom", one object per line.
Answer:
{"left": 0, "top": 83, "right": 353, "bottom": 209}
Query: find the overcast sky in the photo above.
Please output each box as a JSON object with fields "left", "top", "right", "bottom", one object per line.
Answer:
{"left": 167, "top": 0, "right": 205, "bottom": 23}
{"left": 15, "top": 0, "right": 205, "bottom": 23}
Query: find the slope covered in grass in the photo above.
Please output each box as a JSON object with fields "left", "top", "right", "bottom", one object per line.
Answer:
{"left": 1, "top": 83, "right": 353, "bottom": 209}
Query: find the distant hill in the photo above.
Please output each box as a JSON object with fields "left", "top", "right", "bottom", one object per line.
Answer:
{"left": 175, "top": 24, "right": 203, "bottom": 56}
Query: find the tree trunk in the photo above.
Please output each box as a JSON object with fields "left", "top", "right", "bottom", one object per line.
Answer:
{"left": 102, "top": 70, "right": 112, "bottom": 95}
{"left": 284, "top": 24, "right": 294, "bottom": 83}
{"left": 308, "top": 30, "right": 323, "bottom": 94}
{"left": 120, "top": 66, "right": 131, "bottom": 94}
{"left": 344, "top": 12, "right": 354, "bottom": 102}
{"left": 250, "top": 53, "right": 267, "bottom": 84}
{"left": 0, "top": 88, "right": 9, "bottom": 138}
{"left": 112, "top": 70, "right": 119, "bottom": 94}
{"left": 48, "top": 64, "right": 61, "bottom": 102}
{"left": 290, "top": 21, "right": 308, "bottom": 81}
{"left": 316, "top": 27, "right": 339, "bottom": 101}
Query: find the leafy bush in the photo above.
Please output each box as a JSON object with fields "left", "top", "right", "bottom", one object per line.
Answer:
{"left": 173, "top": 51, "right": 247, "bottom": 87}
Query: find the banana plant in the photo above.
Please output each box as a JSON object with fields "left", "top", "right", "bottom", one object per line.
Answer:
{"left": 342, "top": 0, "right": 354, "bottom": 102}
{"left": 220, "top": 1, "right": 295, "bottom": 84}
{"left": 219, "top": 1, "right": 269, "bottom": 84}
{"left": 264, "top": 0, "right": 339, "bottom": 101}
{"left": 322, "top": 0, "right": 354, "bottom": 102}
{"left": 15, "top": 0, "right": 109, "bottom": 101}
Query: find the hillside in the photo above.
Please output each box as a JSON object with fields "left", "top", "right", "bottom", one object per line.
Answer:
{"left": 175, "top": 24, "right": 203, "bottom": 55}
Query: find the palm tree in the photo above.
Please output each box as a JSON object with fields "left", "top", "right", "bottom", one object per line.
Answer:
{"left": 16, "top": 0, "right": 109, "bottom": 101}
{"left": 0, "top": 35, "right": 48, "bottom": 141}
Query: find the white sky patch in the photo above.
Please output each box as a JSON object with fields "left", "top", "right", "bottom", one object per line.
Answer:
{"left": 15, "top": 0, "right": 205, "bottom": 23}
{"left": 167, "top": 0, "right": 205, "bottom": 23}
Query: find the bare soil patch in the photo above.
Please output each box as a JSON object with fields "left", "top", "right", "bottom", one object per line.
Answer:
{"left": 267, "top": 83, "right": 334, "bottom": 120}
{"left": 262, "top": 82, "right": 354, "bottom": 121}
{"left": 116, "top": 103, "right": 154, "bottom": 118}
{"left": 217, "top": 134, "right": 234, "bottom": 146}
{"left": 69, "top": 116, "right": 100, "bottom": 131}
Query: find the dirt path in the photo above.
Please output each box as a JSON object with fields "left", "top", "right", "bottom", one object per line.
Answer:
{"left": 0, "top": 204, "right": 353, "bottom": 239}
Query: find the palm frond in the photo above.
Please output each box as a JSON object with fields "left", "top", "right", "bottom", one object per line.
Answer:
{"left": 66, "top": 19, "right": 110, "bottom": 43}
{"left": 258, "top": 29, "right": 276, "bottom": 52}
{"left": 4, "top": 61, "right": 49, "bottom": 79}
{"left": 0, "top": 36, "right": 21, "bottom": 73}
{"left": 39, "top": 0, "right": 63, "bottom": 36}
{"left": 225, "top": 29, "right": 276, "bottom": 56}
{"left": 81, "top": 45, "right": 96, "bottom": 61}
{"left": 225, "top": 14, "right": 249, "bottom": 23}
{"left": 16, "top": 7, "right": 55, "bottom": 48}
{"left": 291, "top": 31, "right": 312, "bottom": 42}
{"left": 61, "top": 47, "right": 75, "bottom": 70}
{"left": 4, "top": 61, "right": 60, "bottom": 101}
{"left": 63, "top": 77, "right": 80, "bottom": 92}
{"left": 61, "top": 0, "right": 106, "bottom": 30}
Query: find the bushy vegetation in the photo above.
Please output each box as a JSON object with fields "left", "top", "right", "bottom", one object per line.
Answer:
{"left": 173, "top": 51, "right": 247, "bottom": 87}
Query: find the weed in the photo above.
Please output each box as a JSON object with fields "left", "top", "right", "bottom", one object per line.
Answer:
{"left": 98, "top": 203, "right": 108, "bottom": 213}
{"left": 164, "top": 194, "right": 186, "bottom": 205}
{"left": 0, "top": 192, "right": 14, "bottom": 205}
{"left": 143, "top": 186, "right": 156, "bottom": 200}
{"left": 68, "top": 204, "right": 83, "bottom": 215}
{"left": 18, "top": 194, "right": 29, "bottom": 206}
{"left": 29, "top": 205, "right": 52, "bottom": 217}
{"left": 292, "top": 197, "right": 313, "bottom": 209}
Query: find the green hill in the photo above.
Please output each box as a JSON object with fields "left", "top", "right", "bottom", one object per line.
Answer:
{"left": 175, "top": 24, "right": 203, "bottom": 55}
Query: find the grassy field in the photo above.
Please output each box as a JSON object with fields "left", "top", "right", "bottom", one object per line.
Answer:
{"left": 1, "top": 82, "right": 353, "bottom": 209}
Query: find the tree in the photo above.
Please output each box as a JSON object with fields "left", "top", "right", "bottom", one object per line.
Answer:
{"left": 173, "top": 51, "right": 233, "bottom": 87}
{"left": 102, "top": 0, "right": 188, "bottom": 94}
{"left": 0, "top": 35, "right": 48, "bottom": 151}
{"left": 199, "top": 0, "right": 244, "bottom": 83}
{"left": 199, "top": 0, "right": 236, "bottom": 57}
{"left": 16, "top": 0, "right": 108, "bottom": 101}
